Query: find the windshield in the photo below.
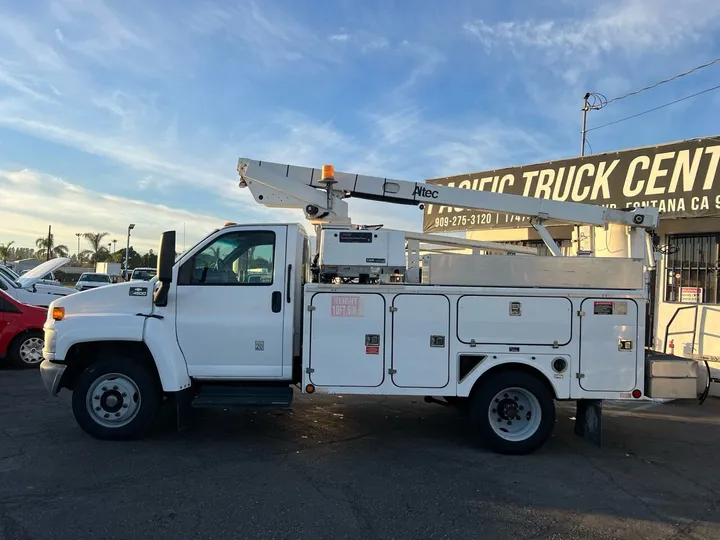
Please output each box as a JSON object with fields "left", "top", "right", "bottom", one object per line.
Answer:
{"left": 0, "top": 265, "right": 20, "bottom": 280}
{"left": 132, "top": 269, "right": 156, "bottom": 280}
{"left": 0, "top": 273, "right": 21, "bottom": 289}
{"left": 80, "top": 273, "right": 111, "bottom": 283}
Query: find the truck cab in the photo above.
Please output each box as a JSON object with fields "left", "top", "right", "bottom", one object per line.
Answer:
{"left": 167, "top": 223, "right": 309, "bottom": 379}
{"left": 40, "top": 223, "right": 311, "bottom": 440}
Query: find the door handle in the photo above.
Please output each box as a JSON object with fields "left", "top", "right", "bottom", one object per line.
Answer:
{"left": 286, "top": 264, "right": 292, "bottom": 303}
{"left": 271, "top": 291, "right": 282, "bottom": 313}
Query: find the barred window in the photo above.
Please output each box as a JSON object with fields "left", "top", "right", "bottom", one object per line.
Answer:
{"left": 664, "top": 234, "right": 719, "bottom": 304}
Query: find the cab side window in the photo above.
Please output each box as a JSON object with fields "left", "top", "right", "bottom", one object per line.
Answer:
{"left": 178, "top": 231, "right": 275, "bottom": 286}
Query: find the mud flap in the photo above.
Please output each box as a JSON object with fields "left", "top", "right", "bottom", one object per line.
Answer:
{"left": 175, "top": 387, "right": 194, "bottom": 432}
{"left": 574, "top": 399, "right": 602, "bottom": 448}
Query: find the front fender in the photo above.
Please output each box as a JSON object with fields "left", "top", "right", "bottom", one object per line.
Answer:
{"left": 48, "top": 314, "right": 191, "bottom": 393}
{"left": 143, "top": 317, "right": 191, "bottom": 392}
{"left": 456, "top": 353, "right": 571, "bottom": 399}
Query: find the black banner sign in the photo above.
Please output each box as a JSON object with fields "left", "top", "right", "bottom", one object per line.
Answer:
{"left": 422, "top": 136, "right": 720, "bottom": 233}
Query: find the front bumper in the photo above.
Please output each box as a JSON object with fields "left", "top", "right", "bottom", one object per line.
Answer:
{"left": 40, "top": 359, "right": 66, "bottom": 397}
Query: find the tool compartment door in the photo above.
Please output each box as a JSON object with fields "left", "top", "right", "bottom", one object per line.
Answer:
{"left": 579, "top": 298, "right": 639, "bottom": 392}
{"left": 391, "top": 294, "right": 450, "bottom": 389}
{"left": 457, "top": 295, "right": 572, "bottom": 346}
{"left": 308, "top": 292, "right": 385, "bottom": 387}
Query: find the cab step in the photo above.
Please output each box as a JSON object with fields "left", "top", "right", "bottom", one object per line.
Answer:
{"left": 191, "top": 385, "right": 293, "bottom": 409}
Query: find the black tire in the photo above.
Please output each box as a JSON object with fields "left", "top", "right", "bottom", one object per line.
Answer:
{"left": 8, "top": 331, "right": 45, "bottom": 369}
{"left": 71, "top": 355, "right": 161, "bottom": 440}
{"left": 469, "top": 370, "right": 555, "bottom": 455}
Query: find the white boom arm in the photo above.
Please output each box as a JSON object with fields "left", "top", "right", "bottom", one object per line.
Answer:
{"left": 237, "top": 158, "right": 659, "bottom": 259}
{"left": 237, "top": 158, "right": 659, "bottom": 230}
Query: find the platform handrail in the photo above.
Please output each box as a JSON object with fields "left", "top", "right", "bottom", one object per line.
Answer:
{"left": 663, "top": 304, "right": 699, "bottom": 355}
{"left": 663, "top": 303, "right": 720, "bottom": 404}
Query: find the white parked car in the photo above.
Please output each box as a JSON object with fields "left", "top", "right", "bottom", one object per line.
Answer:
{"left": 75, "top": 272, "right": 112, "bottom": 291}
{"left": 3, "top": 266, "right": 61, "bottom": 288}
{"left": 130, "top": 267, "right": 157, "bottom": 281}
{"left": 0, "top": 258, "right": 75, "bottom": 307}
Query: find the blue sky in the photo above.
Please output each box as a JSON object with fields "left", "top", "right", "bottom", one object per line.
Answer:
{"left": 0, "top": 0, "right": 719, "bottom": 253}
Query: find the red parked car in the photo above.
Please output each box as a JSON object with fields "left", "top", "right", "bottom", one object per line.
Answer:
{"left": 0, "top": 289, "right": 47, "bottom": 369}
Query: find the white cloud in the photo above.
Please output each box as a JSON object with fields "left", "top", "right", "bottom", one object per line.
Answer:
{"left": 0, "top": 168, "right": 231, "bottom": 253}
{"left": 367, "top": 107, "right": 422, "bottom": 145}
{"left": 54, "top": 28, "right": 64, "bottom": 43}
{"left": 0, "top": 114, "right": 204, "bottom": 180}
{"left": 360, "top": 35, "right": 389, "bottom": 53}
{"left": 0, "top": 166, "right": 423, "bottom": 254}
{"left": 0, "top": 63, "right": 55, "bottom": 102}
{"left": 0, "top": 14, "right": 68, "bottom": 72}
{"left": 50, "top": 0, "right": 152, "bottom": 63}
{"left": 186, "top": 1, "right": 341, "bottom": 66}
{"left": 326, "top": 31, "right": 389, "bottom": 53}
{"left": 395, "top": 41, "right": 444, "bottom": 94}
{"left": 461, "top": 0, "right": 720, "bottom": 139}
{"left": 464, "top": 0, "right": 720, "bottom": 59}
{"left": 425, "top": 123, "right": 560, "bottom": 177}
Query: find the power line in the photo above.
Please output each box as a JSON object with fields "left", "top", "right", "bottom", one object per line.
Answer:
{"left": 606, "top": 56, "right": 720, "bottom": 105}
{"left": 586, "top": 82, "right": 720, "bottom": 133}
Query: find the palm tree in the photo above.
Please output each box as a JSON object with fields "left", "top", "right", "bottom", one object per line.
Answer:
{"left": 0, "top": 241, "right": 14, "bottom": 264}
{"left": 83, "top": 232, "right": 110, "bottom": 263}
{"left": 35, "top": 235, "right": 69, "bottom": 260}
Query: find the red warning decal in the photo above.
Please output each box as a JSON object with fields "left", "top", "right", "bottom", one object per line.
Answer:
{"left": 365, "top": 346, "right": 379, "bottom": 355}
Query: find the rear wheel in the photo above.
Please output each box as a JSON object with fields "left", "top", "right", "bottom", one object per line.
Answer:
{"left": 71, "top": 355, "right": 161, "bottom": 440}
{"left": 8, "top": 331, "right": 44, "bottom": 369}
{"left": 470, "top": 370, "right": 555, "bottom": 455}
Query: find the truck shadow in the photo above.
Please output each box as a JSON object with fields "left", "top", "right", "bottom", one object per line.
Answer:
{"left": 144, "top": 394, "right": 720, "bottom": 531}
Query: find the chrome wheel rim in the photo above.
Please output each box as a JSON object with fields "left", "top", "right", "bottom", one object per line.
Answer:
{"left": 86, "top": 373, "right": 141, "bottom": 428}
{"left": 488, "top": 387, "right": 542, "bottom": 442}
{"left": 19, "top": 337, "right": 44, "bottom": 365}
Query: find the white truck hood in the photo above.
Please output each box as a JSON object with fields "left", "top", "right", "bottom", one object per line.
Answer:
{"left": 50, "top": 279, "right": 155, "bottom": 316}
{"left": 17, "top": 257, "right": 71, "bottom": 288}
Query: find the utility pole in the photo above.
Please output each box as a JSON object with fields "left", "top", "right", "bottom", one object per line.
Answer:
{"left": 76, "top": 233, "right": 81, "bottom": 260}
{"left": 46, "top": 225, "right": 52, "bottom": 261}
{"left": 124, "top": 224, "right": 135, "bottom": 280}
{"left": 581, "top": 92, "right": 591, "bottom": 156}
{"left": 580, "top": 92, "right": 601, "bottom": 255}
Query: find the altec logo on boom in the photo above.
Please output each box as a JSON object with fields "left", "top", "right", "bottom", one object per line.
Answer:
{"left": 412, "top": 185, "right": 439, "bottom": 199}
{"left": 422, "top": 136, "right": 720, "bottom": 233}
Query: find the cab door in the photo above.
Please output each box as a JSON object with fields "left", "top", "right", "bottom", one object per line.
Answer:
{"left": 174, "top": 226, "right": 289, "bottom": 379}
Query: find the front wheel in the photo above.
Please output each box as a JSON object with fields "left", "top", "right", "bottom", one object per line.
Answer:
{"left": 71, "top": 356, "right": 161, "bottom": 440}
{"left": 469, "top": 371, "right": 555, "bottom": 455}
{"left": 8, "top": 331, "right": 45, "bottom": 369}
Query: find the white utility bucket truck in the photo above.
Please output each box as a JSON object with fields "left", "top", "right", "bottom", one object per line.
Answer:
{"left": 39, "top": 158, "right": 700, "bottom": 455}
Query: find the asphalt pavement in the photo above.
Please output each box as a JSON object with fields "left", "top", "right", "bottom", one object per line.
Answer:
{"left": 1, "top": 369, "right": 719, "bottom": 540}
